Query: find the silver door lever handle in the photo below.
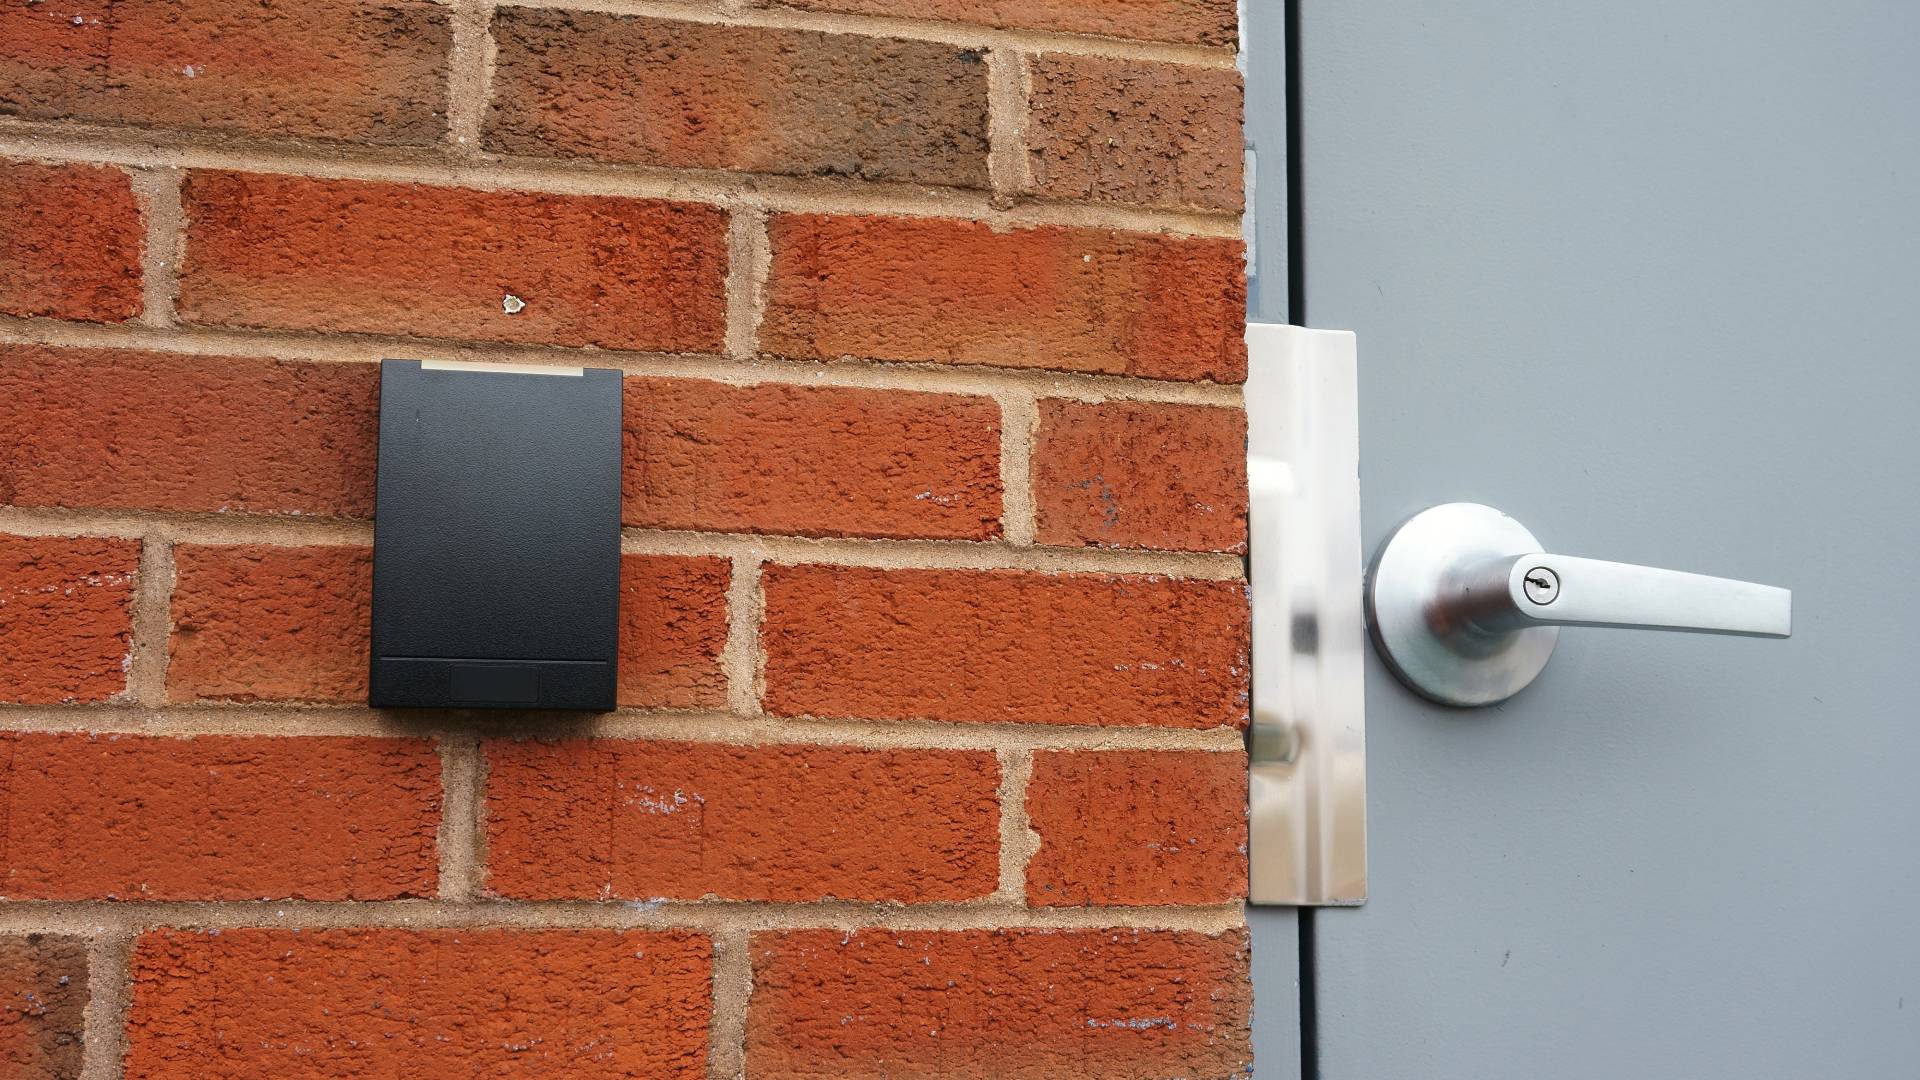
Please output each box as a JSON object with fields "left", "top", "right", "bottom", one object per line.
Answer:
{"left": 1367, "top": 503, "right": 1792, "bottom": 706}
{"left": 1449, "top": 554, "right": 1791, "bottom": 637}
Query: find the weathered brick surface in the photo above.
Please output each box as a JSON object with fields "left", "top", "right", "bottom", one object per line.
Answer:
{"left": 625, "top": 378, "right": 1002, "bottom": 540}
{"left": 617, "top": 555, "right": 730, "bottom": 709}
{"left": 485, "top": 740, "right": 1000, "bottom": 902}
{"left": 0, "top": 0, "right": 450, "bottom": 146}
{"left": 762, "top": 565, "right": 1249, "bottom": 728}
{"left": 4, "top": 0, "right": 1257, "bottom": 1063}
{"left": 0, "top": 160, "right": 143, "bottom": 321}
{"left": 763, "top": 0, "right": 1237, "bottom": 47}
{"left": 0, "top": 346, "right": 377, "bottom": 518}
{"left": 0, "top": 734, "right": 439, "bottom": 900}
{"left": 169, "top": 546, "right": 728, "bottom": 707}
{"left": 125, "top": 929, "right": 712, "bottom": 1079}
{"left": 1026, "top": 749, "right": 1246, "bottom": 906}
{"left": 169, "top": 544, "right": 370, "bottom": 704}
{"left": 489, "top": 9, "right": 989, "bottom": 188}
{"left": 1033, "top": 399, "right": 1247, "bottom": 552}
{"left": 748, "top": 928, "right": 1252, "bottom": 1079}
{"left": 0, "top": 535, "right": 138, "bottom": 705}
{"left": 763, "top": 214, "right": 1246, "bottom": 382}
{"left": 179, "top": 171, "right": 729, "bottom": 351}
{"left": 1025, "top": 55, "right": 1244, "bottom": 212}
{"left": 0, "top": 935, "right": 87, "bottom": 1079}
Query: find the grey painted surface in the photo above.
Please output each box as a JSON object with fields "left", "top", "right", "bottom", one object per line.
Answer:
{"left": 1242, "top": 0, "right": 1289, "bottom": 325}
{"left": 1241, "top": 0, "right": 1303, "bottom": 1075}
{"left": 1281, "top": 1, "right": 1920, "bottom": 1075}
{"left": 1248, "top": 906, "right": 1302, "bottom": 1079}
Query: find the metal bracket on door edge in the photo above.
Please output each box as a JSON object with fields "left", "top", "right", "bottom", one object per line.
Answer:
{"left": 1247, "top": 324, "right": 1368, "bottom": 906}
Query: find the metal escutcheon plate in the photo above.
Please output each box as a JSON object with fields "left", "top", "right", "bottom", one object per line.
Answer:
{"left": 1246, "top": 323, "right": 1367, "bottom": 905}
{"left": 1366, "top": 503, "right": 1559, "bottom": 707}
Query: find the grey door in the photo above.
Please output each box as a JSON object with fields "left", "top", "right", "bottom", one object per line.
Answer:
{"left": 1251, "top": 1, "right": 1920, "bottom": 1075}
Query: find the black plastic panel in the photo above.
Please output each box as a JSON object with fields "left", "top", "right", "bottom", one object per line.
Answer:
{"left": 369, "top": 360, "right": 622, "bottom": 710}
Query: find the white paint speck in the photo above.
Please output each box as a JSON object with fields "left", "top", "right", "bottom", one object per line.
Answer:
{"left": 502, "top": 293, "right": 526, "bottom": 315}
{"left": 1087, "top": 1016, "right": 1178, "bottom": 1031}
{"left": 629, "top": 788, "right": 700, "bottom": 815}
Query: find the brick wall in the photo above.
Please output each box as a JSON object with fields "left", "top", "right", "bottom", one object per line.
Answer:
{"left": 0, "top": 0, "right": 1248, "bottom": 1075}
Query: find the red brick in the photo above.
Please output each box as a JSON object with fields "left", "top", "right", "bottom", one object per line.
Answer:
{"left": 762, "top": 565, "right": 1249, "bottom": 728}
{"left": 0, "top": 345, "right": 377, "bottom": 518}
{"left": 1033, "top": 399, "right": 1247, "bottom": 552}
{"left": 125, "top": 928, "right": 711, "bottom": 1080}
{"left": 763, "top": 0, "right": 1236, "bottom": 48}
{"left": 625, "top": 378, "right": 1002, "bottom": 540}
{"left": 618, "top": 554, "right": 730, "bottom": 709}
{"left": 0, "top": 534, "right": 137, "bottom": 705}
{"left": 0, "top": 160, "right": 142, "bottom": 321}
{"left": 485, "top": 739, "right": 1000, "bottom": 902}
{"left": 763, "top": 214, "right": 1246, "bottom": 382}
{"left": 0, "top": 0, "right": 450, "bottom": 146}
{"left": 169, "top": 546, "right": 727, "bottom": 707}
{"left": 748, "top": 928, "right": 1251, "bottom": 1079}
{"left": 169, "top": 545, "right": 370, "bottom": 704}
{"left": 179, "top": 171, "right": 728, "bottom": 351}
{"left": 1025, "top": 55, "right": 1243, "bottom": 212}
{"left": 489, "top": 9, "right": 988, "bottom": 188}
{"left": 0, "top": 734, "right": 438, "bottom": 900}
{"left": 1026, "top": 749, "right": 1246, "bottom": 906}
{"left": 0, "top": 934, "right": 87, "bottom": 1078}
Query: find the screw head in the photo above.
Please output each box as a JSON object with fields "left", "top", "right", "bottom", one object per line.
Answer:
{"left": 1523, "top": 566, "right": 1560, "bottom": 605}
